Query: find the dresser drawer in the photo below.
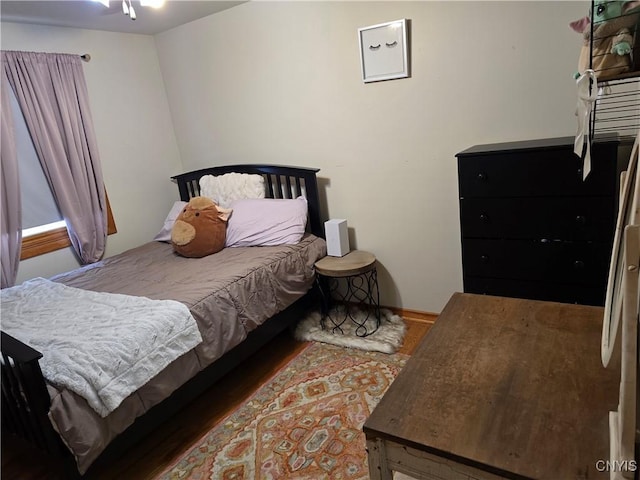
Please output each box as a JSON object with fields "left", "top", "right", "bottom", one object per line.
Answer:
{"left": 463, "top": 277, "right": 605, "bottom": 306}
{"left": 457, "top": 142, "right": 619, "bottom": 198}
{"left": 459, "top": 197, "right": 614, "bottom": 241}
{"left": 462, "top": 239, "right": 611, "bottom": 286}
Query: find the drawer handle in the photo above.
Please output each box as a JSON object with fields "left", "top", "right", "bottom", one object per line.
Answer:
{"left": 479, "top": 213, "right": 490, "bottom": 223}
{"left": 477, "top": 172, "right": 487, "bottom": 181}
{"left": 480, "top": 254, "right": 490, "bottom": 264}
{"left": 575, "top": 215, "right": 586, "bottom": 225}
{"left": 573, "top": 260, "right": 585, "bottom": 269}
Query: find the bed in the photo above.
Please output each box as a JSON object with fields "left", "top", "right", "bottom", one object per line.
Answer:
{"left": 0, "top": 164, "right": 327, "bottom": 477}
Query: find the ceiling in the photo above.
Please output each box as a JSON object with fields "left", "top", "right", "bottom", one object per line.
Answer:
{"left": 0, "top": 1, "right": 246, "bottom": 35}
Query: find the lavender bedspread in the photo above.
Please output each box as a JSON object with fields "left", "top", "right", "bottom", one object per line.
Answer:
{"left": 46, "top": 234, "right": 326, "bottom": 473}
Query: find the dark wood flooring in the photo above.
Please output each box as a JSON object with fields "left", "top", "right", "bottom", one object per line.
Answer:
{"left": 2, "top": 318, "right": 431, "bottom": 480}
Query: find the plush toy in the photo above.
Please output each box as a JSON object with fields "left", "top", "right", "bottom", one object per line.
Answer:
{"left": 171, "top": 196, "right": 231, "bottom": 258}
{"left": 570, "top": 0, "right": 640, "bottom": 80}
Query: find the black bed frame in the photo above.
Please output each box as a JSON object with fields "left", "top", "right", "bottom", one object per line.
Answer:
{"left": 1, "top": 164, "right": 323, "bottom": 478}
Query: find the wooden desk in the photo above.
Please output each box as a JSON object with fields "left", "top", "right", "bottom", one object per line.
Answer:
{"left": 364, "top": 293, "right": 620, "bottom": 480}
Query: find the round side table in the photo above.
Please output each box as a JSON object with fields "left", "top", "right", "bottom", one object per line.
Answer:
{"left": 314, "top": 250, "right": 381, "bottom": 337}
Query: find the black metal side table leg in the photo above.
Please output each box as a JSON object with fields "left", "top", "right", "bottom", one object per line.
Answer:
{"left": 316, "top": 275, "right": 332, "bottom": 332}
{"left": 344, "top": 268, "right": 381, "bottom": 337}
{"left": 320, "top": 276, "right": 349, "bottom": 334}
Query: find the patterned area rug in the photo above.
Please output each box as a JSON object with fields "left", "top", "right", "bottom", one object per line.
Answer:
{"left": 157, "top": 342, "right": 408, "bottom": 480}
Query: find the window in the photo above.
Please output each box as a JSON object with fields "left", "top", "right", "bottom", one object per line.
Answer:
{"left": 7, "top": 77, "right": 117, "bottom": 261}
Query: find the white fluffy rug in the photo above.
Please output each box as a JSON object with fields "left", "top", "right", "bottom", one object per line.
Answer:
{"left": 294, "top": 305, "right": 406, "bottom": 354}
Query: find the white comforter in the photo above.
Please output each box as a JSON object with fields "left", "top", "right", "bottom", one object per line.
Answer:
{"left": 1, "top": 278, "right": 202, "bottom": 417}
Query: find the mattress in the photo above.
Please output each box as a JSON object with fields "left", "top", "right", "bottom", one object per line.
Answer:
{"left": 46, "top": 234, "right": 326, "bottom": 473}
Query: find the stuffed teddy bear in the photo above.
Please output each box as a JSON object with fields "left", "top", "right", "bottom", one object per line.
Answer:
{"left": 171, "top": 196, "right": 232, "bottom": 258}
{"left": 571, "top": 0, "right": 640, "bottom": 80}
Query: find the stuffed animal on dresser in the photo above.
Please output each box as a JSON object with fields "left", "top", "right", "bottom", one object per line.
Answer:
{"left": 570, "top": 0, "right": 640, "bottom": 80}
{"left": 171, "top": 196, "right": 232, "bottom": 258}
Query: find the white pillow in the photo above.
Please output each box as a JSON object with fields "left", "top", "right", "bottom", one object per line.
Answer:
{"left": 226, "top": 197, "right": 308, "bottom": 247}
{"left": 153, "top": 201, "right": 187, "bottom": 242}
{"left": 199, "top": 173, "right": 265, "bottom": 209}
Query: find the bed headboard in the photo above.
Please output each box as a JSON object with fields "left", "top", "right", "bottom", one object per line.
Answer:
{"left": 171, "top": 164, "right": 323, "bottom": 239}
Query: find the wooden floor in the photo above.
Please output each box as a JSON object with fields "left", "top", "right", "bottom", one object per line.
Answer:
{"left": 1, "top": 318, "right": 432, "bottom": 480}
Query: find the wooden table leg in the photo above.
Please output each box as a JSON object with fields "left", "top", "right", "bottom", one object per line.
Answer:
{"left": 366, "top": 437, "right": 393, "bottom": 480}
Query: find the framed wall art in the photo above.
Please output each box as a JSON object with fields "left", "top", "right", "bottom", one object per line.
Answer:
{"left": 358, "top": 19, "right": 409, "bottom": 83}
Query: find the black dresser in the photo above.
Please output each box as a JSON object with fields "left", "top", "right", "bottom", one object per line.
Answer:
{"left": 456, "top": 136, "right": 631, "bottom": 306}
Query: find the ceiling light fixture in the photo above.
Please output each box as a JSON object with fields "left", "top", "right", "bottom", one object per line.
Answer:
{"left": 93, "top": 0, "right": 165, "bottom": 21}
{"left": 123, "top": 0, "right": 136, "bottom": 20}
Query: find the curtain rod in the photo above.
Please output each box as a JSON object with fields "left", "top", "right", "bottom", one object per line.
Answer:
{"left": 1, "top": 50, "right": 91, "bottom": 62}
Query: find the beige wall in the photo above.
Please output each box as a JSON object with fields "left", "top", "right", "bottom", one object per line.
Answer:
{"left": 2, "top": 1, "right": 589, "bottom": 313}
{"left": 1, "top": 22, "right": 183, "bottom": 283}
{"left": 155, "top": 1, "right": 587, "bottom": 313}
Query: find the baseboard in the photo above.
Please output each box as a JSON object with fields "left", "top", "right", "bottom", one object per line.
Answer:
{"left": 341, "top": 301, "right": 438, "bottom": 325}
{"left": 384, "top": 306, "right": 438, "bottom": 325}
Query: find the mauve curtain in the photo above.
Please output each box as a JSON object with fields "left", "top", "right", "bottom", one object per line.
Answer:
{"left": 1, "top": 70, "right": 21, "bottom": 288}
{"left": 2, "top": 51, "right": 106, "bottom": 264}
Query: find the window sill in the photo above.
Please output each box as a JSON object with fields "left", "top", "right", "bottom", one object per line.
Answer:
{"left": 20, "top": 196, "right": 117, "bottom": 260}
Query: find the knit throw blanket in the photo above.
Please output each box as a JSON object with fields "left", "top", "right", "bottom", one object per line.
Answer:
{"left": 1, "top": 278, "right": 202, "bottom": 417}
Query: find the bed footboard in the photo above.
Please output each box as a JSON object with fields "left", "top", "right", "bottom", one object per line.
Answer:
{"left": 1, "top": 332, "right": 63, "bottom": 455}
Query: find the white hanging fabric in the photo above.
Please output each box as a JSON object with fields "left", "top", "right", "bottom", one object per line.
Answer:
{"left": 574, "top": 69, "right": 598, "bottom": 180}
